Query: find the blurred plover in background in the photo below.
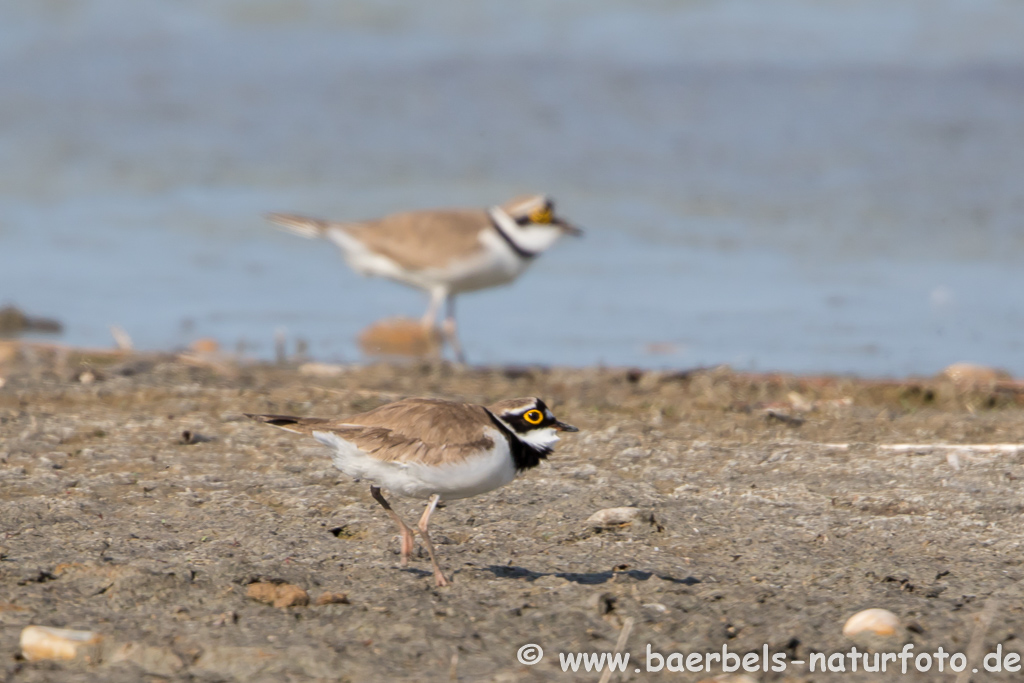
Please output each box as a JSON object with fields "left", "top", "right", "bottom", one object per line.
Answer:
{"left": 267, "top": 195, "right": 581, "bottom": 361}
{"left": 246, "top": 396, "right": 577, "bottom": 586}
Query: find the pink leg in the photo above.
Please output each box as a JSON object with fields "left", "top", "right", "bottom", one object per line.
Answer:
{"left": 418, "top": 494, "right": 449, "bottom": 587}
{"left": 442, "top": 296, "right": 465, "bottom": 364}
{"left": 420, "top": 288, "right": 446, "bottom": 328}
{"left": 370, "top": 485, "right": 416, "bottom": 566}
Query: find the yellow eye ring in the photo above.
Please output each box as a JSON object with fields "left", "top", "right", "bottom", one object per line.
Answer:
{"left": 529, "top": 207, "right": 552, "bottom": 224}
{"left": 523, "top": 410, "right": 544, "bottom": 425}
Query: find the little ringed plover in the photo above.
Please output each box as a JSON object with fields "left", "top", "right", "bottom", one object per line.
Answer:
{"left": 267, "top": 195, "right": 581, "bottom": 361}
{"left": 246, "top": 396, "right": 577, "bottom": 587}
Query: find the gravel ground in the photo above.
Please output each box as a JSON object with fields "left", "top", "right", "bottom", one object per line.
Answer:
{"left": 2, "top": 346, "right": 1024, "bottom": 682}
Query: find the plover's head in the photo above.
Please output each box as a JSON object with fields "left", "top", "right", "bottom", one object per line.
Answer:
{"left": 488, "top": 397, "right": 578, "bottom": 451}
{"left": 495, "top": 195, "right": 582, "bottom": 254}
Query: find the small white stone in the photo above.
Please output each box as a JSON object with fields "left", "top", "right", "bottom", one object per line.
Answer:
{"left": 842, "top": 608, "right": 901, "bottom": 638}
{"left": 586, "top": 507, "right": 649, "bottom": 527}
{"left": 20, "top": 625, "right": 103, "bottom": 662}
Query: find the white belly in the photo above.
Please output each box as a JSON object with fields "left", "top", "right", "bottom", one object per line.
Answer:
{"left": 312, "top": 429, "right": 518, "bottom": 501}
{"left": 440, "top": 230, "right": 529, "bottom": 293}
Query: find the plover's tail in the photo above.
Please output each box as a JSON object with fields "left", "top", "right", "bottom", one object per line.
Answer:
{"left": 244, "top": 413, "right": 330, "bottom": 435}
{"left": 265, "top": 213, "right": 331, "bottom": 240}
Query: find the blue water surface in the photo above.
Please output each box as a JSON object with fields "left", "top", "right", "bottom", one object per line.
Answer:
{"left": 2, "top": 0, "right": 1023, "bottom": 376}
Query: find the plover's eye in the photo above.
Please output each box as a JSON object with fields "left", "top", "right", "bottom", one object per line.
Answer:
{"left": 523, "top": 409, "right": 544, "bottom": 424}
{"left": 529, "top": 207, "right": 552, "bottom": 224}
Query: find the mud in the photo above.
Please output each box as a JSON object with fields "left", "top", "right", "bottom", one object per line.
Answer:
{"left": 2, "top": 347, "right": 1023, "bottom": 681}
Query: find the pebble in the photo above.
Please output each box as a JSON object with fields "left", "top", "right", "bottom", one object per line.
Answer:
{"left": 842, "top": 608, "right": 901, "bottom": 638}
{"left": 357, "top": 317, "right": 440, "bottom": 358}
{"left": 315, "top": 592, "right": 350, "bottom": 606}
{"left": 189, "top": 338, "right": 220, "bottom": 354}
{"left": 620, "top": 447, "right": 652, "bottom": 459}
{"left": 246, "top": 581, "right": 310, "bottom": 608}
{"left": 207, "top": 611, "right": 239, "bottom": 626}
{"left": 20, "top": 625, "right": 104, "bottom": 662}
{"left": 586, "top": 507, "right": 651, "bottom": 527}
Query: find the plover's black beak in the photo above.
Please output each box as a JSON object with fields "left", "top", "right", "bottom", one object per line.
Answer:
{"left": 554, "top": 218, "right": 583, "bottom": 236}
{"left": 554, "top": 420, "right": 578, "bottom": 432}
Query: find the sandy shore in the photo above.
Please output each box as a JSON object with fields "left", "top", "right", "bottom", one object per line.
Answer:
{"left": 2, "top": 346, "right": 1023, "bottom": 681}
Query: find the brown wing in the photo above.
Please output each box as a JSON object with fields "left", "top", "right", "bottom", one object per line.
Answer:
{"left": 341, "top": 209, "right": 491, "bottom": 271}
{"left": 246, "top": 399, "right": 500, "bottom": 466}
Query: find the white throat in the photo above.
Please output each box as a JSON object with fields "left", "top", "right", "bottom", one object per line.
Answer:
{"left": 489, "top": 207, "right": 565, "bottom": 256}
{"left": 516, "top": 427, "right": 560, "bottom": 450}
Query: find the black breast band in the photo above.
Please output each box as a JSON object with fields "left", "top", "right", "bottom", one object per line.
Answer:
{"left": 489, "top": 213, "right": 538, "bottom": 260}
{"left": 485, "top": 409, "right": 550, "bottom": 471}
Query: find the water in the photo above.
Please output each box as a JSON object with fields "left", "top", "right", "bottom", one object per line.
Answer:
{"left": 3, "top": 0, "right": 1024, "bottom": 376}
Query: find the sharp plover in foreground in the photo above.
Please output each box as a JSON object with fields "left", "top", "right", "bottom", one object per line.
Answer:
{"left": 267, "top": 195, "right": 581, "bottom": 361}
{"left": 246, "top": 396, "right": 577, "bottom": 586}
